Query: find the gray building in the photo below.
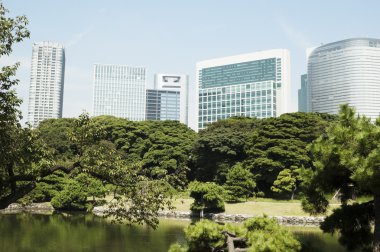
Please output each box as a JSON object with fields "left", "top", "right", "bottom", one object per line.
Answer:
{"left": 298, "top": 74, "right": 307, "bottom": 112}
{"left": 146, "top": 89, "right": 180, "bottom": 121}
{"left": 28, "top": 42, "right": 65, "bottom": 128}
{"left": 308, "top": 38, "right": 380, "bottom": 119}
{"left": 93, "top": 64, "right": 146, "bottom": 121}
{"left": 146, "top": 74, "right": 189, "bottom": 124}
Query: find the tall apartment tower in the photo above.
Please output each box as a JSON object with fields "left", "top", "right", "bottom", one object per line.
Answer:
{"left": 28, "top": 42, "right": 65, "bottom": 127}
{"left": 308, "top": 38, "right": 380, "bottom": 119}
{"left": 146, "top": 74, "right": 189, "bottom": 125}
{"left": 195, "top": 49, "right": 291, "bottom": 131}
{"left": 93, "top": 64, "right": 146, "bottom": 121}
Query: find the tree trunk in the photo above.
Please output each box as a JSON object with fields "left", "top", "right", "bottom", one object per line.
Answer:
{"left": 291, "top": 186, "right": 296, "bottom": 200}
{"left": 331, "top": 188, "right": 341, "bottom": 201}
{"left": 7, "top": 163, "right": 16, "bottom": 194}
{"left": 374, "top": 194, "right": 380, "bottom": 252}
{"left": 226, "top": 236, "right": 235, "bottom": 252}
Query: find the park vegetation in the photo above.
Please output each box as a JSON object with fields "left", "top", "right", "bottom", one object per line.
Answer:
{"left": 1, "top": 1, "right": 380, "bottom": 251}
{"left": 168, "top": 216, "right": 301, "bottom": 252}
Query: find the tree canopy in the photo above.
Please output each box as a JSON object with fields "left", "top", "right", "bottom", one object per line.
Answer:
{"left": 191, "top": 117, "right": 257, "bottom": 183}
{"left": 244, "top": 112, "right": 336, "bottom": 197}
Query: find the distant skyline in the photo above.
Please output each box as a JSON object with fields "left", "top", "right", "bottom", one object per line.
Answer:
{"left": 2, "top": 0, "right": 380, "bottom": 125}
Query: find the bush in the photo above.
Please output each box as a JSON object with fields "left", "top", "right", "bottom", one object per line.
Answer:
{"left": 167, "top": 244, "right": 187, "bottom": 252}
{"left": 188, "top": 181, "right": 225, "bottom": 213}
{"left": 185, "top": 220, "right": 225, "bottom": 252}
{"left": 19, "top": 172, "right": 68, "bottom": 203}
{"left": 169, "top": 216, "right": 301, "bottom": 252}
{"left": 51, "top": 180, "right": 87, "bottom": 211}
{"left": 244, "top": 216, "right": 301, "bottom": 252}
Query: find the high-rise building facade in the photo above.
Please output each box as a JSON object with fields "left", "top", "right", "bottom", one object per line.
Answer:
{"left": 308, "top": 38, "right": 380, "bottom": 119}
{"left": 28, "top": 42, "right": 65, "bottom": 127}
{"left": 146, "top": 89, "right": 180, "bottom": 121}
{"left": 93, "top": 64, "right": 146, "bottom": 121}
{"left": 298, "top": 74, "right": 308, "bottom": 112}
{"left": 196, "top": 49, "right": 291, "bottom": 130}
{"left": 146, "top": 74, "right": 189, "bottom": 124}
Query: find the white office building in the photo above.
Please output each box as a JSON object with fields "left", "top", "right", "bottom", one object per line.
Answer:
{"left": 27, "top": 42, "right": 65, "bottom": 127}
{"left": 146, "top": 74, "right": 189, "bottom": 125}
{"left": 195, "top": 49, "right": 291, "bottom": 130}
{"left": 93, "top": 64, "right": 147, "bottom": 121}
{"left": 307, "top": 38, "right": 380, "bottom": 120}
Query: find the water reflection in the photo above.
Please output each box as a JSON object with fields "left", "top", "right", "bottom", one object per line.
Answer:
{"left": 0, "top": 213, "right": 187, "bottom": 252}
{"left": 0, "top": 213, "right": 346, "bottom": 252}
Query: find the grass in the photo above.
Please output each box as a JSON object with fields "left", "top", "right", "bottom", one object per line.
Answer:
{"left": 101, "top": 193, "right": 341, "bottom": 217}
{"left": 170, "top": 198, "right": 339, "bottom": 216}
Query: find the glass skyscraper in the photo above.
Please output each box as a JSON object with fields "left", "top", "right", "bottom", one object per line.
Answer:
{"left": 93, "top": 64, "right": 146, "bottom": 121}
{"left": 146, "top": 89, "right": 180, "bottom": 121}
{"left": 28, "top": 42, "right": 65, "bottom": 128}
{"left": 307, "top": 38, "right": 380, "bottom": 119}
{"left": 195, "top": 49, "right": 291, "bottom": 130}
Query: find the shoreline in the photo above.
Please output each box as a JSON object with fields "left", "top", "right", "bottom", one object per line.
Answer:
{"left": 0, "top": 203, "right": 325, "bottom": 227}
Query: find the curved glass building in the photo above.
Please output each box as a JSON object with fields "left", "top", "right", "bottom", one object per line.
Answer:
{"left": 307, "top": 38, "right": 380, "bottom": 120}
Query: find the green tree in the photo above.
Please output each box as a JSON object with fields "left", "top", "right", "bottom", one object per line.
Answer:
{"left": 271, "top": 166, "right": 300, "bottom": 200}
{"left": 224, "top": 163, "right": 256, "bottom": 202}
{"left": 191, "top": 117, "right": 258, "bottom": 183}
{"left": 74, "top": 173, "right": 107, "bottom": 201}
{"left": 188, "top": 181, "right": 225, "bottom": 215}
{"left": 19, "top": 171, "right": 68, "bottom": 203}
{"left": 302, "top": 104, "right": 380, "bottom": 251}
{"left": 51, "top": 179, "right": 88, "bottom": 211}
{"left": 244, "top": 112, "right": 336, "bottom": 196}
{"left": 0, "top": 2, "right": 54, "bottom": 208}
{"left": 38, "top": 118, "right": 77, "bottom": 160}
{"left": 85, "top": 117, "right": 197, "bottom": 189}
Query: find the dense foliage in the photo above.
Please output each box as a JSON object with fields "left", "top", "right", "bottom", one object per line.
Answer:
{"left": 191, "top": 117, "right": 257, "bottom": 183}
{"left": 302, "top": 104, "right": 380, "bottom": 251}
{"left": 191, "top": 113, "right": 335, "bottom": 199}
{"left": 244, "top": 112, "right": 336, "bottom": 197}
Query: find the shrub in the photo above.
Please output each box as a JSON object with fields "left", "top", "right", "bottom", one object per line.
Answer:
{"left": 188, "top": 181, "right": 225, "bottom": 213}
{"left": 185, "top": 220, "right": 225, "bottom": 252}
{"left": 51, "top": 180, "right": 87, "bottom": 211}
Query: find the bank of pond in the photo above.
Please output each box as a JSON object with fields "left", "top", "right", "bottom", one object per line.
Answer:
{"left": 0, "top": 213, "right": 348, "bottom": 252}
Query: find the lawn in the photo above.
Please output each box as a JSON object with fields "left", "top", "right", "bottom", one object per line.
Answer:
{"left": 170, "top": 198, "right": 339, "bottom": 216}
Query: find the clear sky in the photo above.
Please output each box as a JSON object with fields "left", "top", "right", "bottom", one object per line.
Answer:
{"left": 2, "top": 0, "right": 380, "bottom": 126}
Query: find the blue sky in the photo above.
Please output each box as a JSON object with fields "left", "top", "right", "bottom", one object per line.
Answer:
{"left": 3, "top": 0, "right": 380, "bottom": 125}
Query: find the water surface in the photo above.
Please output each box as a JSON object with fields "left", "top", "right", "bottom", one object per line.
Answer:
{"left": 0, "top": 213, "right": 346, "bottom": 252}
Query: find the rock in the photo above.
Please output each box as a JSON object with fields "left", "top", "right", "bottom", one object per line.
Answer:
{"left": 92, "top": 205, "right": 109, "bottom": 216}
{"left": 6, "top": 203, "right": 23, "bottom": 210}
{"left": 0, "top": 202, "right": 54, "bottom": 214}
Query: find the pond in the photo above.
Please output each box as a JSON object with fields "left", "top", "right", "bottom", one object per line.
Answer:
{"left": 0, "top": 213, "right": 346, "bottom": 252}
